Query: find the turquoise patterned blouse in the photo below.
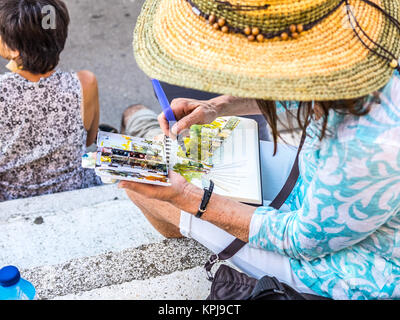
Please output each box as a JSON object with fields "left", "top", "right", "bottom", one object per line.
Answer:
{"left": 249, "top": 71, "right": 400, "bottom": 300}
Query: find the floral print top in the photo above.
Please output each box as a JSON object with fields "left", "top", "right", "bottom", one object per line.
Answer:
{"left": 0, "top": 70, "right": 101, "bottom": 202}
{"left": 249, "top": 71, "right": 400, "bottom": 300}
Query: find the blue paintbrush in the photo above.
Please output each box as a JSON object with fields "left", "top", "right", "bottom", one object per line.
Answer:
{"left": 152, "top": 79, "right": 187, "bottom": 153}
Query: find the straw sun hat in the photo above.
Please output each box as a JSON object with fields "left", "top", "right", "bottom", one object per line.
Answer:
{"left": 134, "top": 0, "right": 400, "bottom": 101}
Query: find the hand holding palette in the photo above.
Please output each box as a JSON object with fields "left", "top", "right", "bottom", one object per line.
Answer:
{"left": 91, "top": 131, "right": 170, "bottom": 186}
{"left": 83, "top": 117, "right": 262, "bottom": 205}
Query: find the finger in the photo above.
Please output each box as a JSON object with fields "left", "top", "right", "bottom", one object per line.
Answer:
{"left": 119, "top": 180, "right": 148, "bottom": 192}
{"left": 171, "top": 109, "right": 204, "bottom": 136}
{"left": 158, "top": 112, "right": 170, "bottom": 137}
{"left": 118, "top": 180, "right": 133, "bottom": 190}
{"left": 169, "top": 170, "right": 185, "bottom": 182}
{"left": 119, "top": 179, "right": 166, "bottom": 196}
{"left": 170, "top": 98, "right": 192, "bottom": 120}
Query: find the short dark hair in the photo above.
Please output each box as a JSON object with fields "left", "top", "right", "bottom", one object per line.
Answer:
{"left": 0, "top": 0, "right": 70, "bottom": 74}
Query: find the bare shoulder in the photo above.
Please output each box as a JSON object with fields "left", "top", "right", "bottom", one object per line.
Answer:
{"left": 77, "top": 70, "right": 98, "bottom": 91}
{"left": 76, "top": 70, "right": 99, "bottom": 108}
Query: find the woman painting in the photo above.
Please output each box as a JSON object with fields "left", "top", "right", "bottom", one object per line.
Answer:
{"left": 121, "top": 0, "right": 400, "bottom": 299}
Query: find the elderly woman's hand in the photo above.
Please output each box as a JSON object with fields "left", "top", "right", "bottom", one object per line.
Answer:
{"left": 157, "top": 96, "right": 263, "bottom": 138}
{"left": 118, "top": 171, "right": 197, "bottom": 209}
{"left": 158, "top": 98, "right": 220, "bottom": 137}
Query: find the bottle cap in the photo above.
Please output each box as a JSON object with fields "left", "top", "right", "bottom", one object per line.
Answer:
{"left": 0, "top": 266, "right": 21, "bottom": 287}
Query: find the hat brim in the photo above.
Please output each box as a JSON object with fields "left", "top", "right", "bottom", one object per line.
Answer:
{"left": 134, "top": 0, "right": 399, "bottom": 101}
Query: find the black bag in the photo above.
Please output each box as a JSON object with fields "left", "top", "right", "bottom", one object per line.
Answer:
{"left": 204, "top": 133, "right": 331, "bottom": 301}
{"left": 207, "top": 264, "right": 310, "bottom": 300}
{"left": 205, "top": 239, "right": 329, "bottom": 300}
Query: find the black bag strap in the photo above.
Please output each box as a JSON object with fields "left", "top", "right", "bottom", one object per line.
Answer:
{"left": 205, "top": 131, "right": 307, "bottom": 280}
{"left": 269, "top": 132, "right": 306, "bottom": 210}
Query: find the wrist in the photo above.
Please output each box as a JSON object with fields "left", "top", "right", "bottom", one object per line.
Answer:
{"left": 195, "top": 180, "right": 215, "bottom": 219}
{"left": 208, "top": 95, "right": 234, "bottom": 117}
{"left": 171, "top": 182, "right": 203, "bottom": 214}
{"left": 208, "top": 96, "right": 260, "bottom": 117}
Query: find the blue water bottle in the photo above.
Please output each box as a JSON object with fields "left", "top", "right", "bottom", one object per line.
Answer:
{"left": 0, "top": 266, "right": 36, "bottom": 300}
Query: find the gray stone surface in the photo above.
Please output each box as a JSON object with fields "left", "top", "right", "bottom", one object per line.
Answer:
{"left": 0, "top": 185, "right": 165, "bottom": 270}
{"left": 0, "top": 184, "right": 127, "bottom": 222}
{"left": 53, "top": 267, "right": 211, "bottom": 301}
{"left": 22, "top": 239, "right": 210, "bottom": 300}
{"left": 0, "top": 184, "right": 213, "bottom": 300}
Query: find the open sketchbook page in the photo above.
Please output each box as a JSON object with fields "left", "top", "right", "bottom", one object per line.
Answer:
{"left": 170, "top": 117, "right": 262, "bottom": 205}
{"left": 84, "top": 117, "right": 262, "bottom": 204}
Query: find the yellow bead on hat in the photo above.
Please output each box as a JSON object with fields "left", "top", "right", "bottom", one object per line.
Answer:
{"left": 390, "top": 59, "right": 399, "bottom": 69}
{"left": 182, "top": 0, "right": 349, "bottom": 42}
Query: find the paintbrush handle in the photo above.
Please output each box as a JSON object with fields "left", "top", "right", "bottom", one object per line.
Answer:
{"left": 151, "top": 79, "right": 176, "bottom": 123}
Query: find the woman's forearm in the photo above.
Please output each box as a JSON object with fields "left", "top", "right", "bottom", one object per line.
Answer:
{"left": 210, "top": 96, "right": 261, "bottom": 117}
{"left": 176, "top": 183, "right": 254, "bottom": 242}
{"left": 172, "top": 96, "right": 260, "bottom": 240}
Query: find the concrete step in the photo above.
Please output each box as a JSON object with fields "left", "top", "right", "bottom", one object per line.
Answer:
{"left": 53, "top": 267, "right": 211, "bottom": 300}
{"left": 0, "top": 184, "right": 213, "bottom": 300}
{"left": 23, "top": 239, "right": 211, "bottom": 300}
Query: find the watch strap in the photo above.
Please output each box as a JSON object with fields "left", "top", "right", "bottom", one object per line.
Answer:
{"left": 196, "top": 180, "right": 215, "bottom": 219}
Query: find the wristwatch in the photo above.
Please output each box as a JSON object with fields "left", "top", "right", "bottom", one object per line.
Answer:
{"left": 196, "top": 180, "right": 215, "bottom": 219}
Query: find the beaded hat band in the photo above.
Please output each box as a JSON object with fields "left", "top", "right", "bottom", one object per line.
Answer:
{"left": 134, "top": 0, "right": 400, "bottom": 101}
{"left": 187, "top": 0, "right": 345, "bottom": 41}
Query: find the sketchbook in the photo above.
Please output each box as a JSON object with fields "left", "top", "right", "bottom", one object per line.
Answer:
{"left": 83, "top": 117, "right": 262, "bottom": 205}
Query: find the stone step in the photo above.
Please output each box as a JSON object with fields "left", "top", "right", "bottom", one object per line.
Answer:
{"left": 0, "top": 184, "right": 213, "bottom": 300}
{"left": 53, "top": 267, "right": 211, "bottom": 301}
{"left": 0, "top": 184, "right": 164, "bottom": 269}
{"left": 22, "top": 239, "right": 211, "bottom": 300}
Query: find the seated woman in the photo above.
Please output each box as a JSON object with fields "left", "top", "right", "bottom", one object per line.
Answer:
{"left": 123, "top": 0, "right": 400, "bottom": 299}
{"left": 0, "top": 0, "right": 101, "bottom": 202}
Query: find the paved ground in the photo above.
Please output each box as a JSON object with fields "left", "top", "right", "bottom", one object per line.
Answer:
{"left": 0, "top": 184, "right": 213, "bottom": 300}
{"left": 0, "top": 0, "right": 159, "bottom": 130}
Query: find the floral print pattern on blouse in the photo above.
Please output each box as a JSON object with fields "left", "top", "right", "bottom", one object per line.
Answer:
{"left": 0, "top": 70, "right": 101, "bottom": 202}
